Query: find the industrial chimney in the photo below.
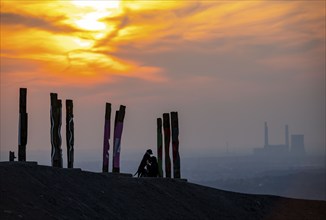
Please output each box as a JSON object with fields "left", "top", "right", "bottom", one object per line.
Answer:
{"left": 264, "top": 122, "right": 269, "bottom": 148}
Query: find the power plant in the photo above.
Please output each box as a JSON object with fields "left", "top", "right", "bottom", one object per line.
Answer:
{"left": 254, "top": 122, "right": 305, "bottom": 157}
{"left": 291, "top": 134, "right": 305, "bottom": 155}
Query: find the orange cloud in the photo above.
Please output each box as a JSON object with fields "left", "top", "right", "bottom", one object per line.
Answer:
{"left": 1, "top": 0, "right": 324, "bottom": 87}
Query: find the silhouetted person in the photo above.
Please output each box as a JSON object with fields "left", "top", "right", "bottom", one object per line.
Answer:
{"left": 134, "top": 149, "right": 152, "bottom": 177}
{"left": 148, "top": 156, "right": 159, "bottom": 177}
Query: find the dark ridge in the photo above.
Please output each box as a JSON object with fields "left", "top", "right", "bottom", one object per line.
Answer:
{"left": 1, "top": 162, "right": 325, "bottom": 220}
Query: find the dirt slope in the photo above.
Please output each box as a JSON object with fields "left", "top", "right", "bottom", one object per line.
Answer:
{"left": 1, "top": 162, "right": 325, "bottom": 220}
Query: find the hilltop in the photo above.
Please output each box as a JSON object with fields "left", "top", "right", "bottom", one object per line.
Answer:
{"left": 1, "top": 162, "right": 325, "bottom": 220}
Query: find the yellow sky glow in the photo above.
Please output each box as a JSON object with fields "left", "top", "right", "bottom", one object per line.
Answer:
{"left": 0, "top": 0, "right": 324, "bottom": 86}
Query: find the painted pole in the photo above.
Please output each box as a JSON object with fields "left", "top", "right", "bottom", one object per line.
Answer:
{"left": 50, "top": 93, "right": 63, "bottom": 168}
{"left": 57, "top": 99, "right": 63, "bottom": 168}
{"left": 171, "top": 112, "right": 180, "bottom": 178}
{"left": 18, "top": 88, "right": 28, "bottom": 161}
{"left": 112, "top": 105, "right": 126, "bottom": 173}
{"left": 163, "top": 113, "right": 171, "bottom": 178}
{"left": 50, "top": 93, "right": 57, "bottom": 166}
{"left": 157, "top": 118, "right": 163, "bottom": 177}
{"left": 112, "top": 110, "right": 118, "bottom": 172}
{"left": 66, "top": 99, "right": 74, "bottom": 168}
{"left": 102, "top": 103, "right": 111, "bottom": 172}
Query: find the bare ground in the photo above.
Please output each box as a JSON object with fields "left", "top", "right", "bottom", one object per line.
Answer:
{"left": 1, "top": 162, "right": 325, "bottom": 220}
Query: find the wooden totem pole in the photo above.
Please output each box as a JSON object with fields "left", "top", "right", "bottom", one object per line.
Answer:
{"left": 163, "top": 113, "right": 171, "bottom": 178}
{"left": 66, "top": 99, "right": 74, "bottom": 168}
{"left": 102, "top": 103, "right": 111, "bottom": 172}
{"left": 18, "top": 88, "right": 28, "bottom": 161}
{"left": 157, "top": 118, "right": 163, "bottom": 177}
{"left": 112, "top": 105, "right": 126, "bottom": 173}
{"left": 112, "top": 110, "right": 119, "bottom": 172}
{"left": 50, "top": 93, "right": 63, "bottom": 168}
{"left": 171, "top": 112, "right": 180, "bottom": 178}
{"left": 9, "top": 151, "right": 16, "bottom": 162}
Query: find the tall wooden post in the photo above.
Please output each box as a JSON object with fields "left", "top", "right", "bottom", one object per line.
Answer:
{"left": 157, "top": 118, "right": 163, "bottom": 177}
{"left": 171, "top": 112, "right": 180, "bottom": 178}
{"left": 50, "top": 93, "right": 57, "bottom": 165}
{"left": 18, "top": 88, "right": 28, "bottom": 161}
{"left": 163, "top": 113, "right": 171, "bottom": 178}
{"left": 9, "top": 151, "right": 16, "bottom": 161}
{"left": 112, "top": 110, "right": 118, "bottom": 172}
{"left": 66, "top": 100, "right": 74, "bottom": 168}
{"left": 112, "top": 105, "right": 126, "bottom": 173}
{"left": 50, "top": 93, "right": 63, "bottom": 168}
{"left": 102, "top": 103, "right": 111, "bottom": 172}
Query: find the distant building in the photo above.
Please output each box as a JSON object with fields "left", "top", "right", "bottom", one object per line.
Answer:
{"left": 253, "top": 122, "right": 303, "bottom": 157}
{"left": 291, "top": 135, "right": 305, "bottom": 156}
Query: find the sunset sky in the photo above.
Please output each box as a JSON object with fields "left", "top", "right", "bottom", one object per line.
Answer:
{"left": 0, "top": 1, "right": 325, "bottom": 167}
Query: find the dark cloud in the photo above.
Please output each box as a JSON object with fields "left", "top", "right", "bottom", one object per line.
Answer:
{"left": 112, "top": 41, "right": 279, "bottom": 82}
{"left": 0, "top": 57, "right": 39, "bottom": 74}
{"left": 0, "top": 12, "right": 77, "bottom": 33}
{"left": 172, "top": 1, "right": 215, "bottom": 18}
{"left": 94, "top": 15, "right": 130, "bottom": 47}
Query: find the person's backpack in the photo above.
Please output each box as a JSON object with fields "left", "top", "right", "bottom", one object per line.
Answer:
{"left": 148, "top": 157, "right": 159, "bottom": 177}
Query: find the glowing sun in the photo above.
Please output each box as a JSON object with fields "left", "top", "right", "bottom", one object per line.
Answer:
{"left": 71, "top": 0, "right": 121, "bottom": 31}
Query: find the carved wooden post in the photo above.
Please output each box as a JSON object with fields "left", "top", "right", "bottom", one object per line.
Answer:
{"left": 102, "top": 103, "right": 111, "bottom": 172}
{"left": 157, "top": 118, "right": 163, "bottom": 177}
{"left": 50, "top": 93, "right": 57, "bottom": 166}
{"left": 66, "top": 100, "right": 74, "bottom": 168}
{"left": 112, "top": 110, "right": 118, "bottom": 172}
{"left": 163, "top": 113, "right": 171, "bottom": 178}
{"left": 171, "top": 112, "right": 180, "bottom": 178}
{"left": 112, "top": 105, "right": 126, "bottom": 173}
{"left": 50, "top": 93, "right": 63, "bottom": 168}
{"left": 18, "top": 88, "right": 28, "bottom": 161}
{"left": 9, "top": 151, "right": 16, "bottom": 162}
